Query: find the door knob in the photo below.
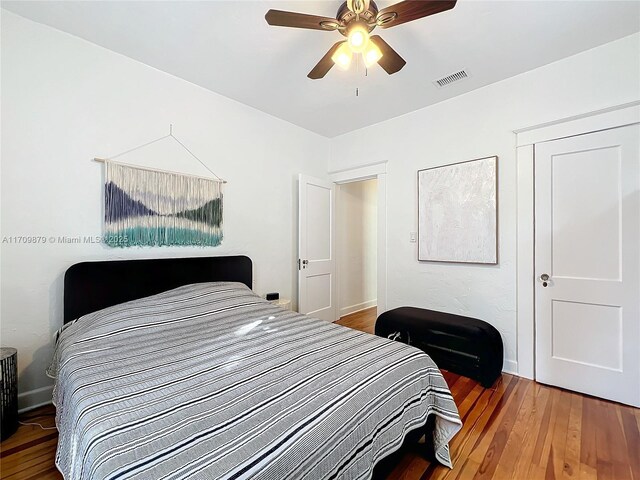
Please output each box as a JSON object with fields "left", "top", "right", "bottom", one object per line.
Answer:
{"left": 540, "top": 273, "right": 550, "bottom": 287}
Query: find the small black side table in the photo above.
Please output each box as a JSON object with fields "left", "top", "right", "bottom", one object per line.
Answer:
{"left": 1, "top": 347, "right": 18, "bottom": 441}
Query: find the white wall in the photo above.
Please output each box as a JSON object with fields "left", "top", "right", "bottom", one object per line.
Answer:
{"left": 336, "top": 179, "right": 377, "bottom": 317}
{"left": 329, "top": 33, "right": 640, "bottom": 374}
{"left": 0, "top": 11, "right": 329, "bottom": 410}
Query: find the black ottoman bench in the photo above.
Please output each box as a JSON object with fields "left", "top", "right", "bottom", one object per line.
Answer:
{"left": 375, "top": 307, "right": 503, "bottom": 388}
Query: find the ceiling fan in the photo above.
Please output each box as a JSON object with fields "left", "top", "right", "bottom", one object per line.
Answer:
{"left": 265, "top": 0, "right": 457, "bottom": 79}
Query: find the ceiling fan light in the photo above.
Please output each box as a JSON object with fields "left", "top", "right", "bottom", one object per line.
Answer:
{"left": 347, "top": 23, "right": 369, "bottom": 53}
{"left": 331, "top": 43, "right": 353, "bottom": 70}
{"left": 363, "top": 43, "right": 383, "bottom": 67}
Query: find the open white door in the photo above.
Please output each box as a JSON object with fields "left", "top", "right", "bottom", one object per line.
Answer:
{"left": 535, "top": 125, "right": 640, "bottom": 407}
{"left": 298, "top": 175, "right": 336, "bottom": 321}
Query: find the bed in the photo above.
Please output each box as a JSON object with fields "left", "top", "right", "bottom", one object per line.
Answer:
{"left": 50, "top": 256, "right": 462, "bottom": 479}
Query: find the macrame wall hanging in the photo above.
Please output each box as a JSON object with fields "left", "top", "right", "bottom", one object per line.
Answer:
{"left": 95, "top": 126, "right": 225, "bottom": 248}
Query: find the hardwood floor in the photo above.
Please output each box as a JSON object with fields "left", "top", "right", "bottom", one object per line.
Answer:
{"left": 336, "top": 306, "right": 377, "bottom": 334}
{"left": 340, "top": 307, "right": 640, "bottom": 480}
{"left": 1, "top": 307, "right": 638, "bottom": 480}
{"left": 0, "top": 405, "right": 60, "bottom": 479}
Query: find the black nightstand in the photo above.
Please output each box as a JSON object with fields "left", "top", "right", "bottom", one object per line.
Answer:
{"left": 1, "top": 347, "right": 18, "bottom": 441}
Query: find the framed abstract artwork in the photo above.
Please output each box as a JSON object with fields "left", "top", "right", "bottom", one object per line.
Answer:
{"left": 418, "top": 156, "right": 498, "bottom": 264}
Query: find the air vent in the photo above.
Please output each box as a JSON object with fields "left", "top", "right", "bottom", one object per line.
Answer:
{"left": 433, "top": 69, "right": 469, "bottom": 88}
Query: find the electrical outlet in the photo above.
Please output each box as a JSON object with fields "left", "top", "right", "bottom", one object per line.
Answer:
{"left": 409, "top": 232, "right": 417, "bottom": 243}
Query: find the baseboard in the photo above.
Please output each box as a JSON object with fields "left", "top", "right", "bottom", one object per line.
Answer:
{"left": 339, "top": 300, "right": 377, "bottom": 318}
{"left": 18, "top": 385, "right": 54, "bottom": 413}
{"left": 502, "top": 359, "right": 518, "bottom": 375}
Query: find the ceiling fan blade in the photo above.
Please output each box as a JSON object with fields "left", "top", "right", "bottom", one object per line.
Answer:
{"left": 308, "top": 41, "right": 345, "bottom": 79}
{"left": 369, "top": 36, "right": 406, "bottom": 74}
{"left": 265, "top": 9, "right": 341, "bottom": 31}
{"left": 376, "top": 0, "right": 457, "bottom": 29}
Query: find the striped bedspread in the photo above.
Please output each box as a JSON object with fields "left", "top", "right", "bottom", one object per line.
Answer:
{"left": 49, "top": 282, "right": 462, "bottom": 479}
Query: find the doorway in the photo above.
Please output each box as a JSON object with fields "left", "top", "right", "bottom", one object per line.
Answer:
{"left": 335, "top": 179, "right": 378, "bottom": 321}
{"left": 516, "top": 103, "right": 640, "bottom": 391}
{"left": 533, "top": 124, "right": 639, "bottom": 407}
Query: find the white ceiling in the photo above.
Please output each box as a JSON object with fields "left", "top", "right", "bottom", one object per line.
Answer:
{"left": 3, "top": 0, "right": 639, "bottom": 137}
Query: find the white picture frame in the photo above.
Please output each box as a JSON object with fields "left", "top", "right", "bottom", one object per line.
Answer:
{"left": 418, "top": 156, "right": 498, "bottom": 264}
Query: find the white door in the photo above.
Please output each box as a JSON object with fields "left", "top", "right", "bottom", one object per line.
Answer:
{"left": 535, "top": 124, "right": 640, "bottom": 407}
{"left": 298, "top": 175, "right": 336, "bottom": 321}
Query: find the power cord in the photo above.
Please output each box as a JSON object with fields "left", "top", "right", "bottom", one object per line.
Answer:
{"left": 19, "top": 411, "right": 57, "bottom": 431}
{"left": 18, "top": 420, "right": 57, "bottom": 430}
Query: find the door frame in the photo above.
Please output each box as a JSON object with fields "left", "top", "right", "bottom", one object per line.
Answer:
{"left": 514, "top": 101, "right": 640, "bottom": 379}
{"left": 329, "top": 161, "right": 388, "bottom": 320}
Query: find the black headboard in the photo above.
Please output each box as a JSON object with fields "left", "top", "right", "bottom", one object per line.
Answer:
{"left": 63, "top": 255, "right": 252, "bottom": 323}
